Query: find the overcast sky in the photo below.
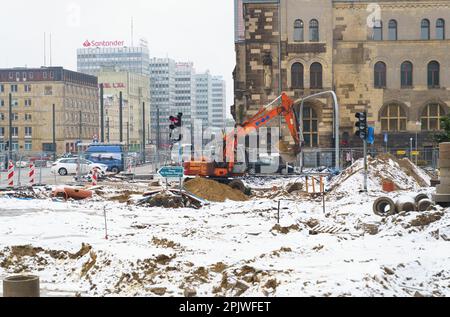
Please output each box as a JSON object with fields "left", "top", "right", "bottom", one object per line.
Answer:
{"left": 0, "top": 0, "right": 235, "bottom": 117}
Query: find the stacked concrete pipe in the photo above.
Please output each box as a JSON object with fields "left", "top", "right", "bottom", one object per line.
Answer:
{"left": 3, "top": 275, "right": 40, "bottom": 297}
{"left": 433, "top": 142, "right": 450, "bottom": 207}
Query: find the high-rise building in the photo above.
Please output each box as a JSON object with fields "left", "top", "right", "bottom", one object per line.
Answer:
{"left": 98, "top": 70, "right": 150, "bottom": 152}
{"left": 194, "top": 72, "right": 226, "bottom": 130}
{"left": 0, "top": 67, "right": 98, "bottom": 154}
{"left": 77, "top": 45, "right": 150, "bottom": 76}
{"left": 150, "top": 58, "right": 227, "bottom": 147}
{"left": 149, "top": 58, "right": 176, "bottom": 148}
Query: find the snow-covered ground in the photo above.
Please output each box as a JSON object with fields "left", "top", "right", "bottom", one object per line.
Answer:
{"left": 0, "top": 186, "right": 449, "bottom": 297}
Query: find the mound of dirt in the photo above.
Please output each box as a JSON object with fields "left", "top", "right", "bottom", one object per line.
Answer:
{"left": 184, "top": 178, "right": 249, "bottom": 202}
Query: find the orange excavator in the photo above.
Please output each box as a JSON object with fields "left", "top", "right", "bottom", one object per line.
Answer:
{"left": 183, "top": 93, "right": 302, "bottom": 191}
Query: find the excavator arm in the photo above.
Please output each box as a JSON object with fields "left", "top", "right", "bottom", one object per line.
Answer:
{"left": 225, "top": 93, "right": 300, "bottom": 172}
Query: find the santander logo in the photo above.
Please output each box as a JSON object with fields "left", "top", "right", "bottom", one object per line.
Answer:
{"left": 82, "top": 40, "right": 125, "bottom": 48}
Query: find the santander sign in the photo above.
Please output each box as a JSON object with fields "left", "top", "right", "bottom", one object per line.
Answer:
{"left": 83, "top": 40, "right": 125, "bottom": 48}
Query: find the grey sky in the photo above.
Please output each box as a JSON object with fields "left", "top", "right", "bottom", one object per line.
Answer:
{"left": 0, "top": 0, "right": 235, "bottom": 117}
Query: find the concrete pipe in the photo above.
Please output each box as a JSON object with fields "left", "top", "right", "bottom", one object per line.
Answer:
{"left": 414, "top": 193, "right": 429, "bottom": 205}
{"left": 439, "top": 158, "right": 450, "bottom": 168}
{"left": 373, "top": 197, "right": 396, "bottom": 217}
{"left": 396, "top": 196, "right": 416, "bottom": 212}
{"left": 3, "top": 275, "right": 40, "bottom": 297}
{"left": 417, "top": 199, "right": 434, "bottom": 212}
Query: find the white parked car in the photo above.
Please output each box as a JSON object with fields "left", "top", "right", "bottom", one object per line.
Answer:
{"left": 51, "top": 158, "right": 108, "bottom": 176}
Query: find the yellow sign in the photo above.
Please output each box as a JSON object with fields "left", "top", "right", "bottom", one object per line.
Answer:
{"left": 397, "top": 150, "right": 406, "bottom": 155}
{"left": 412, "top": 151, "right": 420, "bottom": 156}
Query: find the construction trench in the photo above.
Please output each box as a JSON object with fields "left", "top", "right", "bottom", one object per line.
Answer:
{"left": 0, "top": 144, "right": 449, "bottom": 297}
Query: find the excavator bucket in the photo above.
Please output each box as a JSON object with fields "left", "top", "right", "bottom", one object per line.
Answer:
{"left": 276, "top": 140, "right": 301, "bottom": 163}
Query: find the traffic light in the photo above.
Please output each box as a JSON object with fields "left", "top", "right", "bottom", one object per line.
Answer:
{"left": 169, "top": 113, "right": 183, "bottom": 130}
{"left": 355, "top": 112, "right": 368, "bottom": 140}
{"left": 4, "top": 141, "right": 10, "bottom": 151}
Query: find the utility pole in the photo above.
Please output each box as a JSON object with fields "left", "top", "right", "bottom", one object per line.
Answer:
{"left": 127, "top": 122, "right": 130, "bottom": 149}
{"left": 100, "top": 83, "right": 104, "bottom": 143}
{"left": 52, "top": 104, "right": 56, "bottom": 161}
{"left": 106, "top": 117, "right": 110, "bottom": 143}
{"left": 363, "top": 139, "right": 368, "bottom": 192}
{"left": 156, "top": 106, "right": 161, "bottom": 167}
{"left": 119, "top": 92, "right": 123, "bottom": 143}
{"left": 8, "top": 93, "right": 13, "bottom": 161}
{"left": 142, "top": 101, "right": 146, "bottom": 164}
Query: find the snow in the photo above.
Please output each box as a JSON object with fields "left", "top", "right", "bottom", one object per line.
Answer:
{"left": 0, "top": 185, "right": 449, "bottom": 297}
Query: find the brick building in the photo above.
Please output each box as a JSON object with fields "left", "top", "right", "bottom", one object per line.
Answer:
{"left": 0, "top": 67, "right": 98, "bottom": 154}
{"left": 233, "top": 0, "right": 450, "bottom": 153}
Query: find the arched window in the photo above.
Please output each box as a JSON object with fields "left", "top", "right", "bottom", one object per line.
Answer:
{"left": 373, "top": 20, "right": 383, "bottom": 41}
{"left": 436, "top": 19, "right": 445, "bottom": 40}
{"left": 380, "top": 104, "right": 407, "bottom": 132}
{"left": 421, "top": 19, "right": 430, "bottom": 40}
{"left": 428, "top": 61, "right": 440, "bottom": 88}
{"left": 310, "top": 63, "right": 323, "bottom": 89}
{"left": 303, "top": 106, "right": 319, "bottom": 147}
{"left": 388, "top": 20, "right": 397, "bottom": 40}
{"left": 401, "top": 61, "right": 413, "bottom": 88}
{"left": 294, "top": 19, "right": 304, "bottom": 42}
{"left": 421, "top": 103, "right": 446, "bottom": 131}
{"left": 309, "top": 19, "right": 319, "bottom": 42}
{"left": 291, "top": 63, "right": 304, "bottom": 89}
{"left": 374, "top": 62, "right": 386, "bottom": 88}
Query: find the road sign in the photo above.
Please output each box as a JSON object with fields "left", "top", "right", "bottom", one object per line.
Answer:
{"left": 412, "top": 151, "right": 420, "bottom": 156}
{"left": 158, "top": 166, "right": 184, "bottom": 178}
{"left": 397, "top": 150, "right": 407, "bottom": 155}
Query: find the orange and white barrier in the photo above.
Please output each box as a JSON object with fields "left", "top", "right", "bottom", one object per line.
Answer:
{"left": 127, "top": 159, "right": 132, "bottom": 174}
{"left": 7, "top": 160, "right": 14, "bottom": 187}
{"left": 29, "top": 163, "right": 35, "bottom": 186}
{"left": 91, "top": 168, "right": 99, "bottom": 186}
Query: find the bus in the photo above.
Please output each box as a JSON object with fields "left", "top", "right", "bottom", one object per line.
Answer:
{"left": 85, "top": 144, "right": 126, "bottom": 174}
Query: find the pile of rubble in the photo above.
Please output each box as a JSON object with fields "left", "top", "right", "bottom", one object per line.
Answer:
{"left": 184, "top": 178, "right": 249, "bottom": 203}
{"left": 328, "top": 154, "right": 431, "bottom": 196}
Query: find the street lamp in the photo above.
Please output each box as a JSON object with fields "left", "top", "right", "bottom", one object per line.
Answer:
{"left": 410, "top": 137, "right": 413, "bottom": 161}
{"left": 415, "top": 121, "right": 422, "bottom": 165}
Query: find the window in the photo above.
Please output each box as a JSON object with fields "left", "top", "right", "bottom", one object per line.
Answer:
{"left": 436, "top": 19, "right": 445, "bottom": 40}
{"left": 421, "top": 103, "right": 446, "bottom": 131}
{"left": 43, "top": 72, "right": 48, "bottom": 79}
{"left": 401, "top": 61, "right": 413, "bottom": 88}
{"left": 421, "top": 19, "right": 430, "bottom": 40}
{"left": 25, "top": 127, "right": 32, "bottom": 137}
{"left": 428, "top": 61, "right": 440, "bottom": 88}
{"left": 0, "top": 113, "right": 4, "bottom": 121}
{"left": 10, "top": 85, "right": 18, "bottom": 93}
{"left": 294, "top": 19, "right": 304, "bottom": 42}
{"left": 291, "top": 63, "right": 304, "bottom": 89}
{"left": 24, "top": 85, "right": 31, "bottom": 92}
{"left": 12, "top": 141, "right": 19, "bottom": 151}
{"left": 303, "top": 106, "right": 319, "bottom": 147}
{"left": 12, "top": 99, "right": 18, "bottom": 107}
{"left": 373, "top": 20, "right": 383, "bottom": 41}
{"left": 0, "top": 85, "right": 4, "bottom": 93}
{"left": 310, "top": 63, "right": 323, "bottom": 89}
{"left": 380, "top": 104, "right": 407, "bottom": 131}
{"left": 25, "top": 114, "right": 32, "bottom": 121}
{"left": 25, "top": 99, "right": 32, "bottom": 107}
{"left": 309, "top": 19, "right": 319, "bottom": 42}
{"left": 11, "top": 127, "right": 18, "bottom": 137}
{"left": 374, "top": 62, "right": 387, "bottom": 88}
{"left": 44, "top": 86, "right": 53, "bottom": 95}
{"left": 25, "top": 141, "right": 32, "bottom": 151}
{"left": 12, "top": 113, "right": 19, "bottom": 121}
{"left": 388, "top": 20, "right": 397, "bottom": 40}
{"left": 0, "top": 127, "right": 4, "bottom": 137}
{"left": 0, "top": 99, "right": 4, "bottom": 107}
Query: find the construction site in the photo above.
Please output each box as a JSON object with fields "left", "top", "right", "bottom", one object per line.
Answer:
{"left": 0, "top": 137, "right": 449, "bottom": 297}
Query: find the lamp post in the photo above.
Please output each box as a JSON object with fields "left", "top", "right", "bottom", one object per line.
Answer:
{"left": 410, "top": 137, "right": 413, "bottom": 161}
{"left": 415, "top": 121, "right": 422, "bottom": 165}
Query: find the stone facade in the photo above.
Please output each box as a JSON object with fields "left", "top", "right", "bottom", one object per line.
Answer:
{"left": 234, "top": 0, "right": 450, "bottom": 150}
{"left": 0, "top": 67, "right": 98, "bottom": 154}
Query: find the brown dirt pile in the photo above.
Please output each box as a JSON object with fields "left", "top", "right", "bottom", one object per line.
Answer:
{"left": 184, "top": 178, "right": 249, "bottom": 202}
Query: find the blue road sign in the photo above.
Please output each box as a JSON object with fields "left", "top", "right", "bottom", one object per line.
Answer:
{"left": 158, "top": 166, "right": 185, "bottom": 178}
{"left": 367, "top": 127, "right": 375, "bottom": 145}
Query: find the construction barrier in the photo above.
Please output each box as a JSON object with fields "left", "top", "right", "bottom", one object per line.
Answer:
{"left": 29, "top": 163, "right": 35, "bottom": 186}
{"left": 7, "top": 161, "right": 14, "bottom": 187}
{"left": 91, "top": 168, "right": 98, "bottom": 186}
